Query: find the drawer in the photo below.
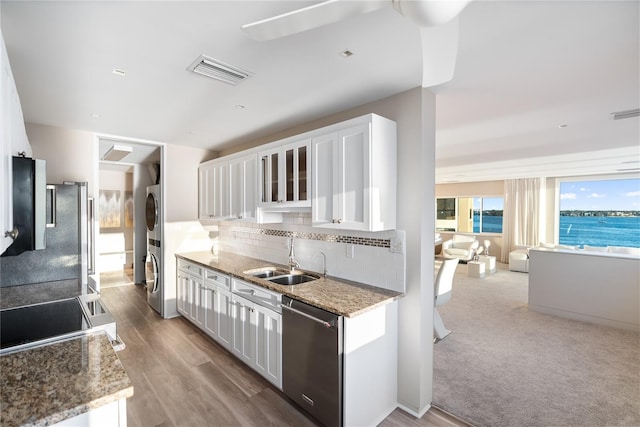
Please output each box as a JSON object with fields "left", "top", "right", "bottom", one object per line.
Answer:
{"left": 232, "top": 279, "right": 281, "bottom": 312}
{"left": 177, "top": 259, "right": 204, "bottom": 278}
{"left": 205, "top": 269, "right": 231, "bottom": 291}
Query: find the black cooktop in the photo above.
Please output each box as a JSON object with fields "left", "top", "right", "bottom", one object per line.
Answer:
{"left": 0, "top": 298, "right": 89, "bottom": 351}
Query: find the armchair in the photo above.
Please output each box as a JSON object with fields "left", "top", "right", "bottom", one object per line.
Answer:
{"left": 509, "top": 245, "right": 532, "bottom": 272}
{"left": 441, "top": 234, "right": 479, "bottom": 262}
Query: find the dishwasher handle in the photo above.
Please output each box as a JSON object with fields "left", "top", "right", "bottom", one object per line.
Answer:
{"left": 282, "top": 304, "right": 335, "bottom": 329}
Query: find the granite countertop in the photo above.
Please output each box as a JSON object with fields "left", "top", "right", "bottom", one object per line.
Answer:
{"left": 0, "top": 332, "right": 133, "bottom": 427}
{"left": 176, "top": 251, "right": 403, "bottom": 317}
{"left": 0, "top": 279, "right": 84, "bottom": 310}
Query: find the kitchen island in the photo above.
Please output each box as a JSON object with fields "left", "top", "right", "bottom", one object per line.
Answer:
{"left": 0, "top": 331, "right": 133, "bottom": 427}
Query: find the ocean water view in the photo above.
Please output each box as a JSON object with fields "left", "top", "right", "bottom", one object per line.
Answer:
{"left": 472, "top": 214, "right": 640, "bottom": 248}
{"left": 559, "top": 215, "right": 640, "bottom": 248}
{"left": 473, "top": 215, "right": 503, "bottom": 233}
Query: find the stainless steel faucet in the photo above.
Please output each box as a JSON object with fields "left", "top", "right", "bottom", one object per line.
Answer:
{"left": 317, "top": 251, "right": 327, "bottom": 277}
{"left": 288, "top": 237, "right": 300, "bottom": 271}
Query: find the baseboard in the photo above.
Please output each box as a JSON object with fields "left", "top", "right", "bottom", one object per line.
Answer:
{"left": 397, "top": 402, "right": 430, "bottom": 419}
{"left": 529, "top": 304, "right": 639, "bottom": 331}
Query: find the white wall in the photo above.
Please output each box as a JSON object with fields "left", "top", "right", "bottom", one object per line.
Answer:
{"left": 24, "top": 122, "right": 216, "bottom": 312}
{"left": 27, "top": 123, "right": 97, "bottom": 195}
{"left": 163, "top": 143, "right": 217, "bottom": 318}
{"left": 436, "top": 180, "right": 504, "bottom": 197}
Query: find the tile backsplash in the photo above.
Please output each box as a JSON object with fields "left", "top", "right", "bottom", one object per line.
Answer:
{"left": 211, "top": 213, "right": 406, "bottom": 293}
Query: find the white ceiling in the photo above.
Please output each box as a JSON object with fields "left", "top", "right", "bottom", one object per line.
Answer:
{"left": 1, "top": 1, "right": 638, "bottom": 183}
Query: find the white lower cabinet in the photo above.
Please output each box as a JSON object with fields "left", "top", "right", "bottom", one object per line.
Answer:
{"left": 177, "top": 260, "right": 282, "bottom": 389}
{"left": 231, "top": 294, "right": 254, "bottom": 366}
{"left": 203, "top": 270, "right": 233, "bottom": 351}
{"left": 252, "top": 303, "right": 282, "bottom": 387}
{"left": 231, "top": 280, "right": 282, "bottom": 389}
{"left": 176, "top": 260, "right": 204, "bottom": 327}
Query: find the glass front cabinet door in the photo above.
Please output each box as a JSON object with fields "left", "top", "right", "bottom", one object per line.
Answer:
{"left": 259, "top": 139, "right": 311, "bottom": 208}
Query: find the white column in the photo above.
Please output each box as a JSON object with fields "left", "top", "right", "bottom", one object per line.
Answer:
{"left": 395, "top": 88, "right": 437, "bottom": 416}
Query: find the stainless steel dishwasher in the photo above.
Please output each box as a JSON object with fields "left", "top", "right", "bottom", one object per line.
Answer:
{"left": 282, "top": 296, "right": 343, "bottom": 427}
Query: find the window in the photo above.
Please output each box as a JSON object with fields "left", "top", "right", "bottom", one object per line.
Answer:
{"left": 474, "top": 197, "right": 504, "bottom": 233}
{"left": 558, "top": 177, "right": 640, "bottom": 248}
{"left": 436, "top": 197, "right": 503, "bottom": 233}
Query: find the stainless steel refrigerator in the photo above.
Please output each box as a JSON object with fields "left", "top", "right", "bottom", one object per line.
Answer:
{"left": 0, "top": 182, "right": 94, "bottom": 290}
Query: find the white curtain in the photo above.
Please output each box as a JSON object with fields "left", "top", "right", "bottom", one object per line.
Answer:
{"left": 501, "top": 178, "right": 542, "bottom": 263}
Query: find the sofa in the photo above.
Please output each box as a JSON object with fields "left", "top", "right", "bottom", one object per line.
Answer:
{"left": 508, "top": 243, "right": 640, "bottom": 272}
{"left": 441, "top": 234, "right": 479, "bottom": 262}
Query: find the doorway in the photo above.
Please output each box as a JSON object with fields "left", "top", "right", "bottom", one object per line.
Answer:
{"left": 97, "top": 138, "right": 161, "bottom": 290}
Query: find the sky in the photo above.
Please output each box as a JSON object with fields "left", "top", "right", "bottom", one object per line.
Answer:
{"left": 560, "top": 178, "right": 640, "bottom": 211}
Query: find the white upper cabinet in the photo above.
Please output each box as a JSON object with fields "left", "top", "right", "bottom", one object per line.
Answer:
{"left": 199, "top": 153, "right": 258, "bottom": 222}
{"left": 198, "top": 160, "right": 221, "bottom": 221}
{"left": 312, "top": 114, "right": 397, "bottom": 231}
{"left": 258, "top": 138, "right": 311, "bottom": 208}
{"left": 229, "top": 154, "right": 258, "bottom": 221}
{"left": 198, "top": 113, "right": 397, "bottom": 230}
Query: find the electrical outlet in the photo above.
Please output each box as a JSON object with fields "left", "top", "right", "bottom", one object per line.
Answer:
{"left": 390, "top": 237, "right": 404, "bottom": 254}
{"left": 346, "top": 244, "right": 355, "bottom": 258}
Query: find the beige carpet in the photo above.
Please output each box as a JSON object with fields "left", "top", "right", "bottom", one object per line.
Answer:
{"left": 433, "top": 262, "right": 640, "bottom": 427}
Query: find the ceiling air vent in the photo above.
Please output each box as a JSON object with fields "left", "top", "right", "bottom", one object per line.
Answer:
{"left": 609, "top": 108, "right": 640, "bottom": 120}
{"left": 187, "top": 55, "right": 252, "bottom": 85}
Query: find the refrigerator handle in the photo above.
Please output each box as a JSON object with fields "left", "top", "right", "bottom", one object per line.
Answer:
{"left": 88, "top": 197, "right": 95, "bottom": 275}
{"left": 46, "top": 185, "right": 57, "bottom": 228}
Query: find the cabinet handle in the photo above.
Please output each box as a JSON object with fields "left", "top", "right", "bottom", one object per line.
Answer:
{"left": 4, "top": 228, "right": 19, "bottom": 241}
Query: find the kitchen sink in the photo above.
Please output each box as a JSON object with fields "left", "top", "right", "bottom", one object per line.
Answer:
{"left": 243, "top": 267, "right": 319, "bottom": 286}
{"left": 268, "top": 274, "right": 319, "bottom": 286}
{"left": 244, "top": 267, "right": 290, "bottom": 279}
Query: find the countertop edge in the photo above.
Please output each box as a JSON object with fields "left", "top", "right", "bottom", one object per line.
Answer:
{"left": 39, "top": 386, "right": 134, "bottom": 427}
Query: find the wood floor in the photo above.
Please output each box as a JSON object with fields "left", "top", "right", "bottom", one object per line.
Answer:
{"left": 100, "top": 283, "right": 469, "bottom": 427}
{"left": 100, "top": 266, "right": 135, "bottom": 288}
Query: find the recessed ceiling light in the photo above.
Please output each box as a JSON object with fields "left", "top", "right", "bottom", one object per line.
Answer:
{"left": 112, "top": 69, "right": 126, "bottom": 76}
{"left": 558, "top": 124, "right": 568, "bottom": 128}
{"left": 235, "top": 104, "right": 246, "bottom": 109}
{"left": 340, "top": 50, "right": 354, "bottom": 58}
{"left": 91, "top": 113, "right": 100, "bottom": 119}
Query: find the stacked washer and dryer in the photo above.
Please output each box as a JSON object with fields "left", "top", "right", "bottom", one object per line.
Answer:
{"left": 145, "top": 184, "right": 163, "bottom": 316}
